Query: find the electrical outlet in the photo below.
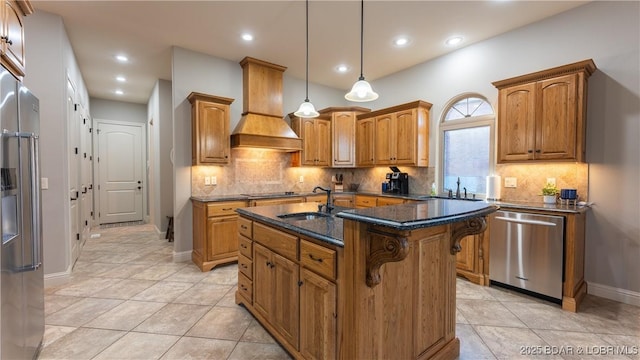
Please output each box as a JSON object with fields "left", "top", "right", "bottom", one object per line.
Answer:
{"left": 504, "top": 177, "right": 517, "bottom": 188}
{"left": 546, "top": 178, "right": 556, "bottom": 187}
{"left": 299, "top": 176, "right": 304, "bottom": 183}
{"left": 212, "top": 176, "right": 217, "bottom": 185}
{"left": 41, "top": 177, "right": 49, "bottom": 190}
{"left": 204, "top": 176, "right": 211, "bottom": 185}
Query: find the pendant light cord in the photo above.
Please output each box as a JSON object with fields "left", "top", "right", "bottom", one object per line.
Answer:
{"left": 304, "top": 0, "right": 310, "bottom": 102}
{"left": 359, "top": 0, "right": 364, "bottom": 81}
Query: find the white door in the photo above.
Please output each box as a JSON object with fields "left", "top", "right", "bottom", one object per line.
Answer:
{"left": 79, "top": 109, "right": 92, "bottom": 244}
{"left": 97, "top": 121, "right": 144, "bottom": 224}
{"left": 67, "top": 79, "right": 80, "bottom": 263}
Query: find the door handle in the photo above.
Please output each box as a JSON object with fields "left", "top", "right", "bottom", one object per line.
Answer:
{"left": 70, "top": 191, "right": 79, "bottom": 201}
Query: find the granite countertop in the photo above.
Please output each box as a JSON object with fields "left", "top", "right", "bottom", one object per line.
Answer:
{"left": 236, "top": 198, "right": 500, "bottom": 246}
{"left": 337, "top": 199, "right": 498, "bottom": 230}
{"left": 192, "top": 190, "right": 591, "bottom": 214}
{"left": 236, "top": 202, "right": 344, "bottom": 247}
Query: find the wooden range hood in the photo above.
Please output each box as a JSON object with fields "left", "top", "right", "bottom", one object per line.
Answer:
{"left": 230, "top": 57, "right": 302, "bottom": 152}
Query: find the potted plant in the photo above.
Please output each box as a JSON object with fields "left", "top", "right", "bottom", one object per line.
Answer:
{"left": 542, "top": 183, "right": 558, "bottom": 204}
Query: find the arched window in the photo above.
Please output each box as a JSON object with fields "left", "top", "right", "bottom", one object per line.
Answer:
{"left": 438, "top": 94, "right": 495, "bottom": 198}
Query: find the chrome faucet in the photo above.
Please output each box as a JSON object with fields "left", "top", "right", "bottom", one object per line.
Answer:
{"left": 455, "top": 177, "right": 461, "bottom": 199}
{"left": 313, "top": 186, "right": 333, "bottom": 213}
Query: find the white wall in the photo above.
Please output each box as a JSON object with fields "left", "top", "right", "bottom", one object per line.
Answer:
{"left": 369, "top": 2, "right": 640, "bottom": 295}
{"left": 24, "top": 11, "right": 90, "bottom": 278}
{"left": 147, "top": 79, "right": 173, "bottom": 233}
{"left": 90, "top": 98, "right": 147, "bottom": 123}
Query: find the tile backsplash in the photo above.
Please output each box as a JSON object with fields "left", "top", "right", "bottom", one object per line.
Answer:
{"left": 191, "top": 149, "right": 587, "bottom": 203}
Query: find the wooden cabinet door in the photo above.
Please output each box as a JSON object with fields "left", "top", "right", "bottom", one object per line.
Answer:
{"left": 300, "top": 118, "right": 317, "bottom": 166}
{"left": 195, "top": 101, "right": 230, "bottom": 164}
{"left": 272, "top": 252, "right": 300, "bottom": 350}
{"left": 332, "top": 112, "right": 356, "bottom": 167}
{"left": 455, "top": 235, "right": 476, "bottom": 272}
{"left": 374, "top": 113, "right": 394, "bottom": 165}
{"left": 394, "top": 109, "right": 417, "bottom": 165}
{"left": 376, "top": 197, "right": 405, "bottom": 207}
{"left": 497, "top": 83, "right": 536, "bottom": 162}
{"left": 207, "top": 215, "right": 238, "bottom": 261}
{"left": 356, "top": 118, "right": 375, "bottom": 166}
{"left": 332, "top": 195, "right": 353, "bottom": 208}
{"left": 253, "top": 243, "right": 273, "bottom": 320}
{"left": 299, "top": 268, "right": 336, "bottom": 360}
{"left": 536, "top": 74, "right": 578, "bottom": 160}
{"left": 315, "top": 119, "right": 331, "bottom": 167}
{"left": 1, "top": 0, "right": 25, "bottom": 77}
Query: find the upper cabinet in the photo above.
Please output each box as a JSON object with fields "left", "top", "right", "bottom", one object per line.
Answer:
{"left": 355, "top": 117, "right": 375, "bottom": 167}
{"left": 290, "top": 116, "right": 331, "bottom": 167}
{"left": 1, "top": 0, "right": 33, "bottom": 79}
{"left": 357, "top": 101, "right": 431, "bottom": 167}
{"left": 493, "top": 59, "right": 596, "bottom": 163}
{"left": 291, "top": 107, "right": 370, "bottom": 168}
{"left": 187, "top": 92, "right": 234, "bottom": 165}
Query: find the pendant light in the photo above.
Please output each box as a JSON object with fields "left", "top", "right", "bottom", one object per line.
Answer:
{"left": 345, "top": 0, "right": 378, "bottom": 102}
{"left": 294, "top": 0, "right": 319, "bottom": 118}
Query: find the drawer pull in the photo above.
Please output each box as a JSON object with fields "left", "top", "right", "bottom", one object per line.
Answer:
{"left": 241, "top": 264, "right": 248, "bottom": 269}
{"left": 240, "top": 284, "right": 247, "bottom": 291}
{"left": 241, "top": 225, "right": 248, "bottom": 229}
{"left": 266, "top": 261, "right": 275, "bottom": 268}
{"left": 240, "top": 244, "right": 247, "bottom": 249}
{"left": 309, "top": 254, "right": 324, "bottom": 263}
{"left": 222, "top": 207, "right": 233, "bottom": 211}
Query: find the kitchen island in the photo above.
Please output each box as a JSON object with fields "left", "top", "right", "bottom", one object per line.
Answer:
{"left": 235, "top": 199, "right": 498, "bottom": 360}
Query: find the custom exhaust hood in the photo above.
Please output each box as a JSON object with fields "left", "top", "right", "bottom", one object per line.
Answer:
{"left": 230, "top": 57, "right": 302, "bottom": 152}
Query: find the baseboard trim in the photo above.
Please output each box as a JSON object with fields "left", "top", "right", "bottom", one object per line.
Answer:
{"left": 44, "top": 269, "right": 72, "bottom": 288}
{"left": 173, "top": 250, "right": 191, "bottom": 263}
{"left": 587, "top": 281, "right": 640, "bottom": 307}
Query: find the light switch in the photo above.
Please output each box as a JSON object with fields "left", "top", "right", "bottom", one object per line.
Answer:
{"left": 299, "top": 176, "right": 304, "bottom": 183}
{"left": 504, "top": 177, "right": 517, "bottom": 188}
{"left": 41, "top": 177, "right": 49, "bottom": 190}
{"left": 212, "top": 176, "right": 217, "bottom": 185}
{"left": 204, "top": 176, "right": 211, "bottom": 185}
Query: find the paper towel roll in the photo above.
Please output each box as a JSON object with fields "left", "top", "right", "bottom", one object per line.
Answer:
{"left": 486, "top": 175, "right": 501, "bottom": 200}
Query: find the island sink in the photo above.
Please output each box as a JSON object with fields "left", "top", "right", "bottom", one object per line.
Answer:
{"left": 277, "top": 212, "right": 331, "bottom": 221}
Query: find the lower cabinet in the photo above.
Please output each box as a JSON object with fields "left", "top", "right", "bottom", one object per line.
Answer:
{"left": 192, "top": 200, "right": 246, "bottom": 272}
{"left": 299, "top": 268, "right": 336, "bottom": 360}
{"left": 236, "top": 217, "right": 338, "bottom": 359}
{"left": 253, "top": 243, "right": 299, "bottom": 350}
{"left": 332, "top": 193, "right": 354, "bottom": 208}
{"left": 455, "top": 233, "right": 490, "bottom": 286}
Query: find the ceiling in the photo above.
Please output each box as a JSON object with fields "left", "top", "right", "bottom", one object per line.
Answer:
{"left": 32, "top": 1, "right": 589, "bottom": 104}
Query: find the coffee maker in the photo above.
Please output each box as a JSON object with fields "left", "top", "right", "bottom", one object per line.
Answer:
{"left": 384, "top": 166, "right": 409, "bottom": 194}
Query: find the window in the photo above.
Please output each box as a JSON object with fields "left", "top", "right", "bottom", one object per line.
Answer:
{"left": 439, "top": 94, "right": 495, "bottom": 198}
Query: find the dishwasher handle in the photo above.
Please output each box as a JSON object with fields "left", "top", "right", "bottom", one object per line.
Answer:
{"left": 494, "top": 216, "right": 558, "bottom": 227}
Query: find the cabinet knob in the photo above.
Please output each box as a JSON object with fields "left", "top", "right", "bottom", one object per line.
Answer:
{"left": 527, "top": 150, "right": 533, "bottom": 153}
{"left": 535, "top": 149, "right": 541, "bottom": 153}
{"left": 137, "top": 186, "right": 142, "bottom": 190}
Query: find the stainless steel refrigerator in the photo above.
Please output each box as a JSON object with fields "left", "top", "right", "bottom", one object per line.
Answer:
{"left": 0, "top": 67, "right": 43, "bottom": 359}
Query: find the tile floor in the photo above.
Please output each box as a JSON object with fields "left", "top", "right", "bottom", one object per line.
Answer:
{"left": 41, "top": 224, "right": 640, "bottom": 360}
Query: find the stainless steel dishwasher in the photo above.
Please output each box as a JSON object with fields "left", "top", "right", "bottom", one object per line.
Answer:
{"left": 489, "top": 210, "right": 564, "bottom": 301}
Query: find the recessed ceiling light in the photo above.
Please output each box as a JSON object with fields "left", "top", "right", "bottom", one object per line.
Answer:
{"left": 115, "top": 89, "right": 124, "bottom": 95}
{"left": 445, "top": 36, "right": 463, "bottom": 46}
{"left": 393, "top": 37, "right": 411, "bottom": 47}
{"left": 336, "top": 64, "right": 350, "bottom": 73}
{"left": 241, "top": 33, "right": 254, "bottom": 41}
{"left": 115, "top": 54, "right": 129, "bottom": 62}
{"left": 116, "top": 76, "right": 126, "bottom": 82}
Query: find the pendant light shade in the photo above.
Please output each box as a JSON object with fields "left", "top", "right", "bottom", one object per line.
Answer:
{"left": 345, "top": 0, "right": 378, "bottom": 102}
{"left": 294, "top": 0, "right": 319, "bottom": 118}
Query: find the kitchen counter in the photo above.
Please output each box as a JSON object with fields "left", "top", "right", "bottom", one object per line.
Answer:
{"left": 192, "top": 191, "right": 589, "bottom": 215}
{"left": 235, "top": 198, "right": 498, "bottom": 247}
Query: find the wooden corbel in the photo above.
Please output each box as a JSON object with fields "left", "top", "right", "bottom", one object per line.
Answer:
{"left": 450, "top": 217, "right": 487, "bottom": 255}
{"left": 365, "top": 229, "right": 410, "bottom": 287}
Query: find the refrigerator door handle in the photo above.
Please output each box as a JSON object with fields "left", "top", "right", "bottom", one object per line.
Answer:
{"left": 30, "top": 134, "right": 42, "bottom": 270}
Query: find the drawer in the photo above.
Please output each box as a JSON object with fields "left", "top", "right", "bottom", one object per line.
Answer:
{"left": 238, "top": 254, "right": 253, "bottom": 279}
{"left": 238, "top": 217, "right": 252, "bottom": 238}
{"left": 355, "top": 195, "right": 377, "bottom": 208}
{"left": 238, "top": 273, "right": 253, "bottom": 304}
{"left": 377, "top": 197, "right": 405, "bottom": 206}
{"left": 300, "top": 239, "right": 336, "bottom": 280}
{"left": 208, "top": 201, "right": 246, "bottom": 217}
{"left": 253, "top": 222, "right": 298, "bottom": 261}
{"left": 238, "top": 234, "right": 253, "bottom": 259}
